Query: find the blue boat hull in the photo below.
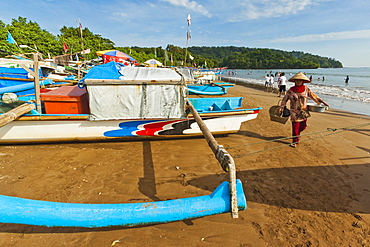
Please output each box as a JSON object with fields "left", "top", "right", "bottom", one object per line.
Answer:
{"left": 188, "top": 83, "right": 234, "bottom": 95}
{"left": 0, "top": 180, "right": 246, "bottom": 228}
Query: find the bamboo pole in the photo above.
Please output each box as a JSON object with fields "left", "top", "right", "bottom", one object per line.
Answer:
{"left": 186, "top": 99, "right": 239, "bottom": 218}
{"left": 0, "top": 103, "right": 35, "bottom": 128}
{"left": 33, "top": 54, "right": 42, "bottom": 113}
{"left": 77, "top": 62, "right": 81, "bottom": 81}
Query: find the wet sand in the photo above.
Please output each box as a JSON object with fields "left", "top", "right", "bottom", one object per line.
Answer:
{"left": 0, "top": 84, "right": 369, "bottom": 246}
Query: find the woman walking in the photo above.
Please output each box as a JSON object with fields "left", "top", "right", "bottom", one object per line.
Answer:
{"left": 280, "top": 72, "right": 330, "bottom": 148}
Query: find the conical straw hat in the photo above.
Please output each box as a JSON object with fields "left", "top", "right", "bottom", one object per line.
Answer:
{"left": 288, "top": 72, "right": 311, "bottom": 83}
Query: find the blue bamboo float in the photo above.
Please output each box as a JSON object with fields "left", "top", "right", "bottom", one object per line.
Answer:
{"left": 0, "top": 180, "right": 246, "bottom": 228}
{"left": 0, "top": 79, "right": 54, "bottom": 95}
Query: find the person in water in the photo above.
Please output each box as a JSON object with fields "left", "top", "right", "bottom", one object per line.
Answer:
{"left": 280, "top": 72, "right": 330, "bottom": 148}
{"left": 345, "top": 75, "right": 349, "bottom": 83}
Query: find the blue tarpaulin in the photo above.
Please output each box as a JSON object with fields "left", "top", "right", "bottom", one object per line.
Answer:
{"left": 80, "top": 61, "right": 124, "bottom": 82}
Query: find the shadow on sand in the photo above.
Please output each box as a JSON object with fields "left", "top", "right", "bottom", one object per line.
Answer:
{"left": 186, "top": 163, "right": 370, "bottom": 215}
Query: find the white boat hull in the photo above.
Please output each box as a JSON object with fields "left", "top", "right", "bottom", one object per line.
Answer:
{"left": 0, "top": 111, "right": 259, "bottom": 144}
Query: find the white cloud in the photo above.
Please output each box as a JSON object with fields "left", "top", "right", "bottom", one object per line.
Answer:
{"left": 112, "top": 12, "right": 129, "bottom": 18}
{"left": 160, "top": 0, "right": 212, "bottom": 17}
{"left": 226, "top": 0, "right": 321, "bottom": 22}
{"left": 268, "top": 29, "right": 370, "bottom": 43}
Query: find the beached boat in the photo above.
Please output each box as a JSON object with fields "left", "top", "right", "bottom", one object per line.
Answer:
{"left": 0, "top": 59, "right": 56, "bottom": 79}
{"left": 0, "top": 64, "right": 260, "bottom": 144}
{"left": 176, "top": 67, "right": 235, "bottom": 95}
{"left": 0, "top": 63, "right": 249, "bottom": 227}
{"left": 187, "top": 82, "right": 235, "bottom": 95}
{"left": 193, "top": 70, "right": 216, "bottom": 83}
{"left": 0, "top": 60, "right": 75, "bottom": 98}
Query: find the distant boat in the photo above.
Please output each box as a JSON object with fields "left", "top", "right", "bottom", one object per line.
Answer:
{"left": 193, "top": 70, "right": 216, "bottom": 84}
{"left": 187, "top": 82, "right": 235, "bottom": 95}
{"left": 0, "top": 64, "right": 261, "bottom": 144}
{"left": 176, "top": 68, "right": 235, "bottom": 95}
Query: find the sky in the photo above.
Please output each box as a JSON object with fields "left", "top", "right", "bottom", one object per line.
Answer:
{"left": 0, "top": 0, "right": 369, "bottom": 67}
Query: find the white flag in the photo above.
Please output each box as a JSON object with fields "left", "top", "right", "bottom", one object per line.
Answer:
{"left": 81, "top": 48, "right": 91, "bottom": 54}
{"left": 187, "top": 14, "right": 191, "bottom": 26}
{"left": 189, "top": 54, "right": 194, "bottom": 60}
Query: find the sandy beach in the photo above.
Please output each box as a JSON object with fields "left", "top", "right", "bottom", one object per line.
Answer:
{"left": 0, "top": 83, "right": 369, "bottom": 247}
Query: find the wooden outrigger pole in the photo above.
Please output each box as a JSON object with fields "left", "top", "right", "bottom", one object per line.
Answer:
{"left": 186, "top": 99, "right": 240, "bottom": 218}
{"left": 18, "top": 54, "right": 42, "bottom": 112}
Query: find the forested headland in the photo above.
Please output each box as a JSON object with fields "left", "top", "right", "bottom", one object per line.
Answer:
{"left": 0, "top": 17, "right": 342, "bottom": 69}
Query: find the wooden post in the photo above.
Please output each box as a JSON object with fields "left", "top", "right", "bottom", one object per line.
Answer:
{"left": 186, "top": 100, "right": 239, "bottom": 218}
{"left": 33, "top": 54, "right": 42, "bottom": 113}
{"left": 77, "top": 62, "right": 81, "bottom": 82}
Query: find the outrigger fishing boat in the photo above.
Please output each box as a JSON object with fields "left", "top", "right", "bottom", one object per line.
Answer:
{"left": 187, "top": 82, "right": 235, "bottom": 95}
{"left": 176, "top": 67, "right": 235, "bottom": 95}
{"left": 0, "top": 58, "right": 76, "bottom": 98}
{"left": 0, "top": 61, "right": 256, "bottom": 227}
{"left": 0, "top": 63, "right": 260, "bottom": 144}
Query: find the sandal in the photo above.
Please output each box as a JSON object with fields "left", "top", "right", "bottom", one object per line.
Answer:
{"left": 289, "top": 143, "right": 297, "bottom": 148}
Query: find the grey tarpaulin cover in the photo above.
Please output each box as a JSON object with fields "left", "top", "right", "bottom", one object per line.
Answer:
{"left": 84, "top": 67, "right": 187, "bottom": 120}
{"left": 176, "top": 67, "right": 195, "bottom": 83}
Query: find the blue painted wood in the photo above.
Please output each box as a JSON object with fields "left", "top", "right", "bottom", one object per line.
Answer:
{"left": 188, "top": 97, "right": 243, "bottom": 111}
{"left": 187, "top": 83, "right": 234, "bottom": 95}
{"left": 188, "top": 87, "right": 227, "bottom": 95}
{"left": 0, "top": 180, "right": 246, "bottom": 228}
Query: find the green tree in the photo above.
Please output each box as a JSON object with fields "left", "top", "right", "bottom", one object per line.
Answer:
{"left": 0, "top": 16, "right": 343, "bottom": 69}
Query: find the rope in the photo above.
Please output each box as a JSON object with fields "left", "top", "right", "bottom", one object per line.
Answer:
{"left": 173, "top": 67, "right": 188, "bottom": 98}
{"left": 230, "top": 122, "right": 370, "bottom": 159}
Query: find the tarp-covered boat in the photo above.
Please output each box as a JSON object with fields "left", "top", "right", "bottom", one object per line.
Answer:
{"left": 0, "top": 63, "right": 261, "bottom": 144}
{"left": 0, "top": 62, "right": 250, "bottom": 228}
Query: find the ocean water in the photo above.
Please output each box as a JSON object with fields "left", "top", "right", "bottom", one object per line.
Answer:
{"left": 221, "top": 68, "right": 370, "bottom": 116}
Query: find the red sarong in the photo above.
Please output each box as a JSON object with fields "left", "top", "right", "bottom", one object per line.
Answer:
{"left": 292, "top": 120, "right": 307, "bottom": 143}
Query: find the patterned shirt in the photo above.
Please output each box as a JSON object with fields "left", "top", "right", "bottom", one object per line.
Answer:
{"left": 280, "top": 85, "right": 324, "bottom": 122}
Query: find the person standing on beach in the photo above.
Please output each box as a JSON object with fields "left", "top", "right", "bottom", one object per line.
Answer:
{"left": 345, "top": 75, "right": 349, "bottom": 83}
{"left": 269, "top": 74, "right": 274, "bottom": 93}
{"left": 280, "top": 72, "right": 330, "bottom": 148}
{"left": 264, "top": 74, "right": 270, "bottom": 92}
{"left": 277, "top": 72, "right": 287, "bottom": 97}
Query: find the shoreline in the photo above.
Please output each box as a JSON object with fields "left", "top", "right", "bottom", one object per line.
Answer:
{"left": 220, "top": 75, "right": 370, "bottom": 117}
{"left": 0, "top": 84, "right": 369, "bottom": 246}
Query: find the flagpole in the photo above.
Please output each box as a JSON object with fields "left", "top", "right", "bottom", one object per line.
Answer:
{"left": 77, "top": 19, "right": 84, "bottom": 53}
{"left": 184, "top": 14, "right": 191, "bottom": 67}
{"left": 164, "top": 50, "right": 168, "bottom": 67}
{"left": 184, "top": 33, "right": 189, "bottom": 66}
